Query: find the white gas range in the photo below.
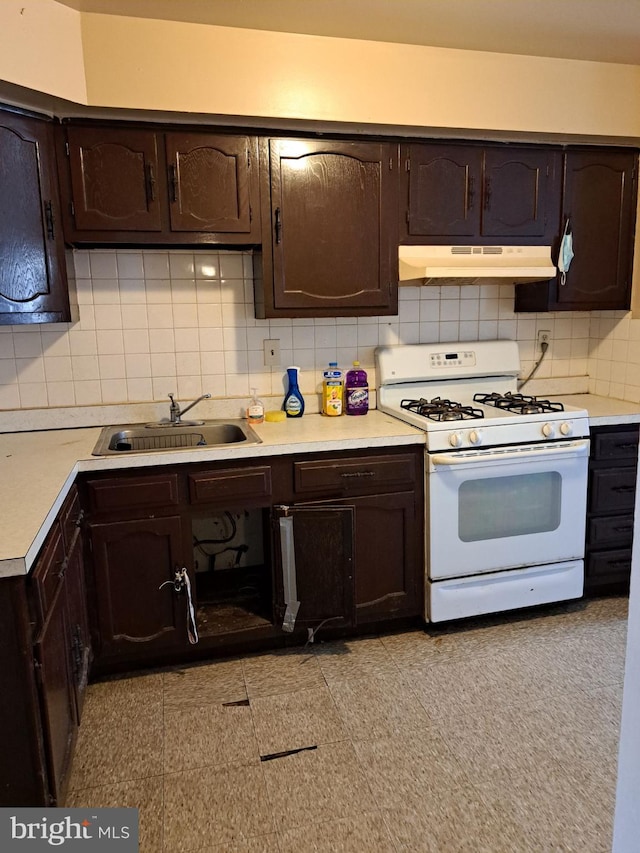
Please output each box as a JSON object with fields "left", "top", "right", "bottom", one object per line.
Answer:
{"left": 375, "top": 340, "right": 590, "bottom": 623}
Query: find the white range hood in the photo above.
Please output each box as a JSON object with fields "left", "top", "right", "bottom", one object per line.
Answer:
{"left": 398, "top": 245, "right": 556, "bottom": 284}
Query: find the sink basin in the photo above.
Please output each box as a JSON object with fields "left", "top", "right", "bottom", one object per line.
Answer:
{"left": 91, "top": 420, "right": 262, "bottom": 456}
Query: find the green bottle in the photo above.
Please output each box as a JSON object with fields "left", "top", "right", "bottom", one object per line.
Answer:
{"left": 283, "top": 366, "right": 304, "bottom": 418}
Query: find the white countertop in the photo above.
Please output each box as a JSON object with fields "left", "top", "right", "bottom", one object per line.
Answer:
{"left": 0, "top": 411, "right": 424, "bottom": 579}
{"left": 2, "top": 394, "right": 639, "bottom": 580}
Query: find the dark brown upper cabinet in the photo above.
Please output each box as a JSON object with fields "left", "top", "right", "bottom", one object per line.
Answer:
{"left": 515, "top": 149, "right": 638, "bottom": 312}
{"left": 400, "top": 143, "right": 561, "bottom": 245}
{"left": 59, "top": 123, "right": 260, "bottom": 246}
{"left": 0, "top": 108, "right": 70, "bottom": 324}
{"left": 255, "top": 138, "right": 399, "bottom": 318}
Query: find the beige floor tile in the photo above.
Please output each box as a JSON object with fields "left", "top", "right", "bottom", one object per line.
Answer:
{"left": 313, "top": 636, "right": 399, "bottom": 683}
{"left": 353, "top": 731, "right": 469, "bottom": 809}
{"left": 68, "top": 703, "right": 163, "bottom": 790}
{"left": 185, "top": 833, "right": 280, "bottom": 853}
{"left": 163, "top": 658, "right": 247, "bottom": 709}
{"left": 163, "top": 763, "right": 274, "bottom": 851}
{"left": 379, "top": 629, "right": 443, "bottom": 667}
{"left": 278, "top": 812, "right": 397, "bottom": 853}
{"left": 164, "top": 703, "right": 260, "bottom": 773}
{"left": 242, "top": 648, "right": 325, "bottom": 698}
{"left": 251, "top": 685, "right": 346, "bottom": 756}
{"left": 261, "top": 741, "right": 373, "bottom": 833}
{"left": 65, "top": 775, "right": 163, "bottom": 853}
{"left": 81, "top": 672, "right": 164, "bottom": 724}
{"left": 384, "top": 789, "right": 530, "bottom": 853}
{"left": 328, "top": 669, "right": 431, "bottom": 741}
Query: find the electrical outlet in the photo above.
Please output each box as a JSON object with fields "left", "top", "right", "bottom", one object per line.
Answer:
{"left": 537, "top": 330, "right": 551, "bottom": 350}
{"left": 263, "top": 339, "right": 280, "bottom": 366}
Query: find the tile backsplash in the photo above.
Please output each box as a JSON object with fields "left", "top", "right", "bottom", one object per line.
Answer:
{"left": 0, "top": 247, "right": 636, "bottom": 413}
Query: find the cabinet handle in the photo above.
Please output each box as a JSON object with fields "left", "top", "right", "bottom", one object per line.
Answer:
{"left": 44, "top": 200, "right": 55, "bottom": 240}
{"left": 614, "top": 526, "right": 633, "bottom": 534}
{"left": 340, "top": 471, "right": 376, "bottom": 479}
{"left": 615, "top": 443, "right": 637, "bottom": 451}
{"left": 609, "top": 560, "right": 631, "bottom": 569}
{"left": 612, "top": 485, "right": 635, "bottom": 493}
{"left": 168, "top": 164, "right": 178, "bottom": 203}
{"left": 145, "top": 164, "right": 156, "bottom": 203}
{"left": 274, "top": 207, "right": 282, "bottom": 244}
{"left": 483, "top": 176, "right": 492, "bottom": 210}
{"left": 467, "top": 176, "right": 475, "bottom": 211}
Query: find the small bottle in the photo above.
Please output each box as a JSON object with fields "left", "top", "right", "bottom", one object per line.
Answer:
{"left": 345, "top": 361, "right": 369, "bottom": 416}
{"left": 322, "top": 362, "right": 344, "bottom": 417}
{"left": 246, "top": 388, "right": 264, "bottom": 424}
{"left": 283, "top": 366, "right": 305, "bottom": 418}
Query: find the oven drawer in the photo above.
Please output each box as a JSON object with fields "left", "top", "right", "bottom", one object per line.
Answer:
{"left": 588, "top": 514, "right": 634, "bottom": 548}
{"left": 586, "top": 548, "right": 632, "bottom": 588}
{"left": 294, "top": 454, "right": 417, "bottom": 495}
{"left": 588, "top": 468, "right": 637, "bottom": 513}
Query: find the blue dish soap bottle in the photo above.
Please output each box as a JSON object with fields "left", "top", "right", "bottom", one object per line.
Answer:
{"left": 283, "top": 366, "right": 305, "bottom": 418}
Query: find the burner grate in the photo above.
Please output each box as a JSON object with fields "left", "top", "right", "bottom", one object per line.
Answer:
{"left": 401, "top": 396, "right": 484, "bottom": 422}
{"left": 473, "top": 392, "right": 564, "bottom": 415}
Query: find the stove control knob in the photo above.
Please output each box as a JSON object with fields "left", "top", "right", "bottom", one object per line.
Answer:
{"left": 468, "top": 429, "right": 483, "bottom": 445}
{"left": 559, "top": 422, "right": 572, "bottom": 436}
{"left": 542, "top": 422, "right": 555, "bottom": 438}
{"left": 449, "top": 432, "right": 463, "bottom": 448}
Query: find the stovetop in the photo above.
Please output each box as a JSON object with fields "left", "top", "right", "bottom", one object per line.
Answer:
{"left": 375, "top": 341, "right": 590, "bottom": 452}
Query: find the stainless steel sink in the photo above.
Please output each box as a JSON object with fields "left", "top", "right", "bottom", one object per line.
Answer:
{"left": 91, "top": 420, "right": 262, "bottom": 456}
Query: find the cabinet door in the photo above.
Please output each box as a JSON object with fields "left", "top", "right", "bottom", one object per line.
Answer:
{"left": 166, "top": 133, "right": 257, "bottom": 236}
{"left": 482, "top": 148, "right": 559, "bottom": 240}
{"left": 89, "top": 516, "right": 190, "bottom": 659}
{"left": 405, "top": 144, "right": 482, "bottom": 238}
{"left": 556, "top": 150, "right": 637, "bottom": 309}
{"left": 351, "top": 491, "right": 422, "bottom": 623}
{"left": 264, "top": 139, "right": 398, "bottom": 316}
{"left": 65, "top": 533, "right": 91, "bottom": 720}
{"left": 0, "top": 111, "right": 70, "bottom": 324}
{"left": 33, "top": 579, "right": 77, "bottom": 805}
{"left": 273, "top": 505, "right": 354, "bottom": 633}
{"left": 65, "top": 125, "right": 163, "bottom": 232}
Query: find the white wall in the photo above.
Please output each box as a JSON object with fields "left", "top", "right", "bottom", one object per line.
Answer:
{"left": 0, "top": 249, "right": 592, "bottom": 413}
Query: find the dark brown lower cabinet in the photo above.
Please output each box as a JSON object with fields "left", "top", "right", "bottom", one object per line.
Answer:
{"left": 89, "top": 516, "right": 191, "bottom": 662}
{"left": 585, "top": 424, "right": 639, "bottom": 593}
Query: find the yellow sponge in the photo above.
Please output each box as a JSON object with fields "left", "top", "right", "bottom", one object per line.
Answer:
{"left": 264, "top": 410, "right": 286, "bottom": 422}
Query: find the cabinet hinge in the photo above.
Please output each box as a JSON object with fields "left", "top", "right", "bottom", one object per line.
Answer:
{"left": 249, "top": 204, "right": 253, "bottom": 223}
{"left": 406, "top": 210, "right": 410, "bottom": 225}
{"left": 33, "top": 658, "right": 43, "bottom": 687}
{"left": 405, "top": 159, "right": 410, "bottom": 172}
{"left": 247, "top": 149, "right": 251, "bottom": 169}
{"left": 69, "top": 201, "right": 75, "bottom": 217}
{"left": 389, "top": 157, "right": 394, "bottom": 171}
{"left": 65, "top": 141, "right": 70, "bottom": 157}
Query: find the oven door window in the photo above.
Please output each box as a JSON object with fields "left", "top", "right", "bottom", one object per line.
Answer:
{"left": 458, "top": 471, "right": 561, "bottom": 542}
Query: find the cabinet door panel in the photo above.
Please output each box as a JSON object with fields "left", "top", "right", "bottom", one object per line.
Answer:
{"left": 34, "top": 580, "right": 76, "bottom": 805}
{"left": 273, "top": 505, "right": 354, "bottom": 632}
{"left": 166, "top": 133, "right": 254, "bottom": 233}
{"left": 482, "top": 149, "right": 558, "bottom": 238}
{"left": 66, "top": 126, "right": 163, "bottom": 231}
{"left": 90, "top": 516, "right": 188, "bottom": 658}
{"left": 0, "top": 113, "right": 69, "bottom": 322}
{"left": 406, "top": 144, "right": 482, "bottom": 237}
{"left": 268, "top": 139, "right": 397, "bottom": 314}
{"left": 557, "top": 151, "right": 636, "bottom": 309}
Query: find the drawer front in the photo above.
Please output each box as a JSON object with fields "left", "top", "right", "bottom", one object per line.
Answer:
{"left": 31, "top": 523, "right": 65, "bottom": 626}
{"left": 592, "top": 429, "right": 639, "bottom": 461}
{"left": 188, "top": 466, "right": 272, "bottom": 505}
{"left": 294, "top": 454, "right": 417, "bottom": 495}
{"left": 87, "top": 474, "right": 180, "bottom": 514}
{"left": 586, "top": 548, "right": 632, "bottom": 588}
{"left": 589, "top": 468, "right": 637, "bottom": 513}
{"left": 588, "top": 514, "right": 634, "bottom": 548}
{"left": 60, "top": 486, "right": 83, "bottom": 551}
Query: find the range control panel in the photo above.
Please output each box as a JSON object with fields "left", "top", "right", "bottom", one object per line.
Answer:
{"left": 429, "top": 351, "right": 476, "bottom": 369}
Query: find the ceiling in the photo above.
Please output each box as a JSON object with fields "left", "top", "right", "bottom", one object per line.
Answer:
{"left": 55, "top": 0, "right": 640, "bottom": 66}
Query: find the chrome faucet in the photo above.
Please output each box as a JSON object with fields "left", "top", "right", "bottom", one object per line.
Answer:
{"left": 168, "top": 393, "right": 211, "bottom": 425}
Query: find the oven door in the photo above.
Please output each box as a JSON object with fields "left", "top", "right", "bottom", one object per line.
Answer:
{"left": 427, "top": 439, "right": 589, "bottom": 580}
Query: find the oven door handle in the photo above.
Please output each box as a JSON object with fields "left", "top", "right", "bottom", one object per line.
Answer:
{"left": 431, "top": 439, "right": 590, "bottom": 467}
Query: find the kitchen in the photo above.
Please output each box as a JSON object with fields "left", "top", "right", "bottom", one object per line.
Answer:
{"left": 1, "top": 0, "right": 640, "bottom": 849}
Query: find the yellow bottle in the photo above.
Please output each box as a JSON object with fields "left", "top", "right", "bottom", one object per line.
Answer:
{"left": 322, "top": 362, "right": 343, "bottom": 416}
